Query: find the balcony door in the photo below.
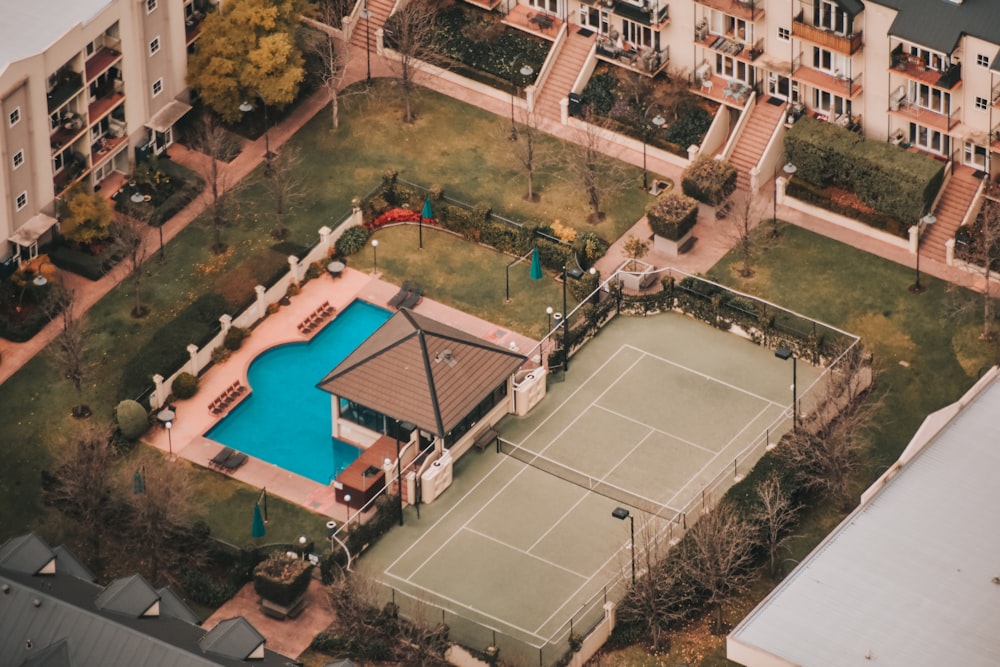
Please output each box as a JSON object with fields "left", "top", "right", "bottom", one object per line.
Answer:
{"left": 579, "top": 6, "right": 608, "bottom": 34}
{"left": 529, "top": 0, "right": 558, "bottom": 16}
{"left": 768, "top": 73, "right": 797, "bottom": 101}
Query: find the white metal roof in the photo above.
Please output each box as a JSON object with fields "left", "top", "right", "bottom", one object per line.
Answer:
{"left": 0, "top": 0, "right": 112, "bottom": 76}
{"left": 728, "top": 368, "right": 1000, "bottom": 667}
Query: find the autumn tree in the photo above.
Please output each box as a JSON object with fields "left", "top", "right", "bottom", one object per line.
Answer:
{"left": 563, "top": 114, "right": 630, "bottom": 222}
{"left": 59, "top": 184, "right": 113, "bottom": 247}
{"left": 304, "top": 3, "right": 348, "bottom": 130}
{"left": 187, "top": 0, "right": 308, "bottom": 124}
{"left": 382, "top": 0, "right": 440, "bottom": 123}
{"left": 47, "top": 290, "right": 91, "bottom": 418}
{"left": 680, "top": 500, "right": 757, "bottom": 634}
{"left": 264, "top": 144, "right": 305, "bottom": 240}
{"left": 111, "top": 212, "right": 151, "bottom": 317}
{"left": 193, "top": 112, "right": 245, "bottom": 254}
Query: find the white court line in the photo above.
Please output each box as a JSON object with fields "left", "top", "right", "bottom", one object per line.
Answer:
{"left": 465, "top": 526, "right": 590, "bottom": 579}
{"left": 594, "top": 404, "right": 716, "bottom": 455}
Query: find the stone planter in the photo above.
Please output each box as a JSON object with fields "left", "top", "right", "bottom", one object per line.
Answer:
{"left": 616, "top": 259, "right": 656, "bottom": 290}
{"left": 653, "top": 228, "right": 695, "bottom": 257}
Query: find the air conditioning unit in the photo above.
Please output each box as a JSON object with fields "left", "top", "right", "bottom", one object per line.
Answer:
{"left": 695, "top": 20, "right": 709, "bottom": 42}
{"left": 889, "top": 86, "right": 905, "bottom": 111}
{"left": 695, "top": 61, "right": 711, "bottom": 82}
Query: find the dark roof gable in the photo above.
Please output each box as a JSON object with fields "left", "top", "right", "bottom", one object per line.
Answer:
{"left": 873, "top": 0, "right": 1000, "bottom": 54}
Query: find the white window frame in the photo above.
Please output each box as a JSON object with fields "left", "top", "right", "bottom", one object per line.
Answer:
{"left": 621, "top": 20, "right": 652, "bottom": 49}
{"left": 975, "top": 96, "right": 988, "bottom": 111}
{"left": 152, "top": 78, "right": 163, "bottom": 97}
{"left": 146, "top": 0, "right": 158, "bottom": 13}
{"left": 817, "top": 0, "right": 848, "bottom": 35}
{"left": 149, "top": 36, "right": 160, "bottom": 56}
{"left": 965, "top": 141, "right": 987, "bottom": 169}
{"left": 16, "top": 192, "right": 27, "bottom": 211}
{"left": 12, "top": 150, "right": 24, "bottom": 169}
{"left": 909, "top": 81, "right": 950, "bottom": 114}
{"left": 977, "top": 53, "right": 990, "bottom": 68}
{"left": 777, "top": 26, "right": 790, "bottom": 42}
{"left": 910, "top": 122, "right": 948, "bottom": 155}
{"left": 9, "top": 107, "right": 20, "bottom": 126}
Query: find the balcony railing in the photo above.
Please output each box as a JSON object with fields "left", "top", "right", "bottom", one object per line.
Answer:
{"left": 792, "top": 14, "right": 862, "bottom": 55}
{"left": 46, "top": 71, "right": 84, "bottom": 114}
{"left": 694, "top": 0, "right": 763, "bottom": 22}
{"left": 890, "top": 46, "right": 962, "bottom": 90}
{"left": 612, "top": 1, "right": 669, "bottom": 27}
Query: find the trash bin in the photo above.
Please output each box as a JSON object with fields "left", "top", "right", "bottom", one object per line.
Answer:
{"left": 568, "top": 93, "right": 583, "bottom": 117}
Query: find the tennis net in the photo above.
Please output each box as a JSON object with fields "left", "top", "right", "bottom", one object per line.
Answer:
{"left": 498, "top": 439, "right": 676, "bottom": 519}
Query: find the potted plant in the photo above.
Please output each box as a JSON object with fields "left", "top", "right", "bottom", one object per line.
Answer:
{"left": 253, "top": 551, "right": 313, "bottom": 619}
{"left": 647, "top": 193, "right": 699, "bottom": 256}
{"left": 617, "top": 235, "right": 655, "bottom": 290}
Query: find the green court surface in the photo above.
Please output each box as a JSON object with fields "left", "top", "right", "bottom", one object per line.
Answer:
{"left": 358, "top": 311, "right": 822, "bottom": 665}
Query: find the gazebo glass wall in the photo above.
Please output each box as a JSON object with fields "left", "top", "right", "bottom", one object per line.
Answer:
{"left": 443, "top": 383, "right": 508, "bottom": 448}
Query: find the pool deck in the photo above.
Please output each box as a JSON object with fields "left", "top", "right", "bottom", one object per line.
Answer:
{"left": 144, "top": 267, "right": 538, "bottom": 521}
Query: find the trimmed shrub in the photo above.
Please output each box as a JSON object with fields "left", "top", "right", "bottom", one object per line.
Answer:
{"left": 172, "top": 372, "right": 199, "bottom": 399}
{"left": 115, "top": 399, "right": 149, "bottom": 440}
{"left": 335, "top": 225, "right": 369, "bottom": 257}
{"left": 681, "top": 156, "right": 737, "bottom": 205}
{"left": 647, "top": 193, "right": 699, "bottom": 241}
{"left": 664, "top": 105, "right": 712, "bottom": 149}
{"left": 223, "top": 326, "right": 248, "bottom": 351}
{"left": 253, "top": 552, "right": 313, "bottom": 606}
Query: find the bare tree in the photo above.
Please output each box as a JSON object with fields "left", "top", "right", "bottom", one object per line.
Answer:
{"left": 125, "top": 460, "right": 193, "bottom": 584}
{"left": 111, "top": 212, "right": 151, "bottom": 317}
{"left": 264, "top": 144, "right": 306, "bottom": 240}
{"left": 563, "top": 115, "right": 630, "bottom": 223}
{"left": 680, "top": 500, "right": 757, "bottom": 634}
{"left": 47, "top": 290, "right": 90, "bottom": 418}
{"left": 193, "top": 112, "right": 243, "bottom": 254}
{"left": 382, "top": 0, "right": 440, "bottom": 123}
{"left": 507, "top": 109, "right": 549, "bottom": 202}
{"left": 753, "top": 475, "right": 799, "bottom": 579}
{"left": 957, "top": 198, "right": 1000, "bottom": 340}
{"left": 728, "top": 191, "right": 767, "bottom": 278}
{"left": 304, "top": 6, "right": 348, "bottom": 130}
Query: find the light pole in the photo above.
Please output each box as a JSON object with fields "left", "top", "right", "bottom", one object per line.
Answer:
{"left": 239, "top": 91, "right": 273, "bottom": 176}
{"left": 641, "top": 107, "right": 666, "bottom": 192}
{"left": 509, "top": 54, "right": 535, "bottom": 141}
{"left": 326, "top": 520, "right": 353, "bottom": 571}
{"left": 611, "top": 507, "right": 636, "bottom": 585}
{"left": 546, "top": 306, "right": 553, "bottom": 332}
{"left": 775, "top": 347, "right": 797, "bottom": 431}
{"left": 298, "top": 535, "right": 308, "bottom": 560}
{"left": 361, "top": 1, "right": 372, "bottom": 85}
{"left": 562, "top": 264, "right": 584, "bottom": 371}
{"left": 371, "top": 238, "right": 379, "bottom": 275}
{"left": 910, "top": 214, "right": 936, "bottom": 293}
{"left": 157, "top": 407, "right": 175, "bottom": 461}
{"left": 773, "top": 162, "right": 797, "bottom": 237}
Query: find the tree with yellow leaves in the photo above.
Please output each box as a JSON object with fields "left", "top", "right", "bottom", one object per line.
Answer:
{"left": 59, "top": 185, "right": 113, "bottom": 247}
{"left": 187, "top": 0, "right": 309, "bottom": 124}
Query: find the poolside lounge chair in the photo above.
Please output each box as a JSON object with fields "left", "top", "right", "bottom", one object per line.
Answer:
{"left": 399, "top": 284, "right": 423, "bottom": 309}
{"left": 221, "top": 451, "right": 248, "bottom": 471}
{"left": 210, "top": 446, "right": 236, "bottom": 468}
{"left": 388, "top": 281, "right": 416, "bottom": 308}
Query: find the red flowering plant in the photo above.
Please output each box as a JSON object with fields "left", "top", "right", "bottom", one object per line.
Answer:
{"left": 366, "top": 207, "right": 422, "bottom": 231}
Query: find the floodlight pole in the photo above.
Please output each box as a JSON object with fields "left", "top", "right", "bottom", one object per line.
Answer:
{"left": 641, "top": 106, "right": 666, "bottom": 192}
{"left": 911, "top": 214, "right": 936, "bottom": 293}
{"left": 775, "top": 347, "right": 797, "bottom": 431}
{"left": 612, "top": 507, "right": 636, "bottom": 585}
{"left": 394, "top": 423, "right": 404, "bottom": 526}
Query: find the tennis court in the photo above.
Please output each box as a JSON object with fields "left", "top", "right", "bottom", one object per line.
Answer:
{"left": 359, "top": 311, "right": 821, "bottom": 665}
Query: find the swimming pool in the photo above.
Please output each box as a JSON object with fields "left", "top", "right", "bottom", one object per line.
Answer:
{"left": 206, "top": 300, "right": 392, "bottom": 484}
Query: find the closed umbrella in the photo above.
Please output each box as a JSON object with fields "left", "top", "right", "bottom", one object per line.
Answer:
{"left": 419, "top": 197, "right": 433, "bottom": 250}
{"left": 252, "top": 504, "right": 266, "bottom": 538}
{"left": 529, "top": 246, "right": 543, "bottom": 280}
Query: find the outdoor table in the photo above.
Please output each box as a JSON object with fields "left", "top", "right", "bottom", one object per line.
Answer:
{"left": 327, "top": 260, "right": 346, "bottom": 278}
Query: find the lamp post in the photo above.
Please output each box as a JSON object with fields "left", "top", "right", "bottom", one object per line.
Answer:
{"left": 509, "top": 54, "right": 535, "bottom": 141}
{"left": 773, "top": 162, "right": 797, "bottom": 237}
{"left": 546, "top": 306, "right": 553, "bottom": 332}
{"left": 157, "top": 407, "right": 175, "bottom": 460}
{"left": 910, "top": 214, "right": 936, "bottom": 293}
{"left": 562, "top": 264, "right": 584, "bottom": 371}
{"left": 298, "top": 535, "right": 308, "bottom": 560}
{"left": 774, "top": 347, "right": 797, "bottom": 432}
{"left": 326, "top": 520, "right": 354, "bottom": 571}
{"left": 361, "top": 1, "right": 372, "bottom": 85}
{"left": 640, "top": 107, "right": 666, "bottom": 192}
{"left": 611, "top": 507, "right": 636, "bottom": 585}
{"left": 371, "top": 238, "right": 379, "bottom": 275}
{"left": 239, "top": 91, "right": 273, "bottom": 175}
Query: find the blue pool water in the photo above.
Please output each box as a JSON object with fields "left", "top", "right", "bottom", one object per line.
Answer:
{"left": 206, "top": 300, "right": 392, "bottom": 484}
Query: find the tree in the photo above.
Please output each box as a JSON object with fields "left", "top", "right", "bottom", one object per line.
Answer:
{"left": 957, "top": 198, "right": 1000, "bottom": 341}
{"left": 680, "top": 500, "right": 757, "bottom": 634}
{"left": 382, "top": 0, "right": 440, "bottom": 123}
{"left": 264, "top": 144, "right": 305, "bottom": 239}
{"left": 753, "top": 475, "right": 799, "bottom": 579}
{"left": 728, "top": 191, "right": 767, "bottom": 278}
{"left": 186, "top": 0, "right": 308, "bottom": 123}
{"left": 59, "top": 185, "right": 113, "bottom": 247}
{"left": 111, "top": 212, "right": 151, "bottom": 317}
{"left": 125, "top": 460, "right": 193, "bottom": 584}
{"left": 622, "top": 234, "right": 650, "bottom": 264}
{"left": 507, "top": 109, "right": 549, "bottom": 202}
{"left": 47, "top": 290, "right": 91, "bottom": 419}
{"left": 304, "top": 4, "right": 348, "bottom": 130}
{"left": 563, "top": 114, "right": 630, "bottom": 223}
{"left": 193, "top": 112, "right": 245, "bottom": 254}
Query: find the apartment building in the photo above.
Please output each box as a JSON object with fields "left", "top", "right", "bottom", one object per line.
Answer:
{"left": 0, "top": 0, "right": 209, "bottom": 265}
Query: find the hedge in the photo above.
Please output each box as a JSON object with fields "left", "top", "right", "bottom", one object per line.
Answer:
{"left": 681, "top": 156, "right": 737, "bottom": 205}
{"left": 646, "top": 193, "right": 699, "bottom": 241}
{"left": 253, "top": 553, "right": 313, "bottom": 606}
{"left": 47, "top": 240, "right": 126, "bottom": 281}
{"left": 115, "top": 399, "right": 150, "bottom": 440}
{"left": 785, "top": 116, "right": 944, "bottom": 224}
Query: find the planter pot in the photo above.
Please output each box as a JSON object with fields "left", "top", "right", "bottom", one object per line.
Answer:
{"left": 653, "top": 229, "right": 695, "bottom": 257}
{"left": 616, "top": 259, "right": 656, "bottom": 290}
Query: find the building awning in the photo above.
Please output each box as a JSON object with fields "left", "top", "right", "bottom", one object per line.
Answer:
{"left": 145, "top": 100, "right": 192, "bottom": 133}
{"left": 8, "top": 213, "right": 59, "bottom": 247}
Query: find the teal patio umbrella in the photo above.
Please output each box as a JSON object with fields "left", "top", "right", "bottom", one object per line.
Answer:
{"left": 529, "top": 247, "right": 543, "bottom": 280}
{"left": 419, "top": 196, "right": 433, "bottom": 250}
{"left": 252, "top": 504, "right": 266, "bottom": 538}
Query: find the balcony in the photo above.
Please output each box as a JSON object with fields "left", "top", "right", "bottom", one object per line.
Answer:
{"left": 792, "top": 65, "right": 863, "bottom": 99}
{"left": 596, "top": 37, "right": 669, "bottom": 76}
{"left": 695, "top": 32, "right": 763, "bottom": 63}
{"left": 49, "top": 112, "right": 87, "bottom": 155}
{"left": 890, "top": 47, "right": 961, "bottom": 90}
{"left": 46, "top": 71, "right": 84, "bottom": 114}
{"left": 88, "top": 91, "right": 124, "bottom": 126}
{"left": 792, "top": 14, "right": 862, "bottom": 55}
{"left": 85, "top": 44, "right": 122, "bottom": 83}
{"left": 693, "top": 0, "right": 763, "bottom": 22}
{"left": 612, "top": 0, "right": 669, "bottom": 27}
{"left": 694, "top": 74, "right": 751, "bottom": 109}
{"left": 888, "top": 100, "right": 960, "bottom": 133}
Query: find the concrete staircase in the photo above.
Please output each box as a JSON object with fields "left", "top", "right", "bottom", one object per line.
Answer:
{"left": 727, "top": 99, "right": 786, "bottom": 192}
{"left": 534, "top": 31, "right": 595, "bottom": 121}
{"left": 349, "top": 0, "right": 394, "bottom": 52}
{"left": 923, "top": 165, "right": 981, "bottom": 264}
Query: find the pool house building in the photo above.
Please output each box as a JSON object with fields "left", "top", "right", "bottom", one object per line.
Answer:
{"left": 318, "top": 308, "right": 528, "bottom": 511}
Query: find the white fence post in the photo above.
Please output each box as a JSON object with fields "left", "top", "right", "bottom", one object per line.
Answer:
{"left": 288, "top": 255, "right": 300, "bottom": 285}
{"left": 187, "top": 344, "right": 199, "bottom": 375}
{"left": 319, "top": 225, "right": 332, "bottom": 255}
{"left": 151, "top": 374, "right": 165, "bottom": 410}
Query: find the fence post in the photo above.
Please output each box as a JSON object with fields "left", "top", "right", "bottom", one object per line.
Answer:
{"left": 288, "top": 255, "right": 300, "bottom": 286}
{"left": 151, "top": 374, "right": 165, "bottom": 410}
{"left": 255, "top": 285, "right": 267, "bottom": 320}
{"left": 319, "top": 225, "right": 332, "bottom": 255}
{"left": 219, "top": 314, "right": 232, "bottom": 338}
{"left": 187, "top": 343, "right": 199, "bottom": 375}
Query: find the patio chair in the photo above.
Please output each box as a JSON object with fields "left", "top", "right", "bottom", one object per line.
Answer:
{"left": 210, "top": 446, "right": 235, "bottom": 468}
{"left": 399, "top": 284, "right": 423, "bottom": 309}
{"left": 222, "top": 451, "right": 248, "bottom": 471}
{"left": 388, "top": 281, "right": 416, "bottom": 308}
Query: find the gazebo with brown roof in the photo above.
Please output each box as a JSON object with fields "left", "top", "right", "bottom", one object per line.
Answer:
{"left": 317, "top": 308, "right": 527, "bottom": 506}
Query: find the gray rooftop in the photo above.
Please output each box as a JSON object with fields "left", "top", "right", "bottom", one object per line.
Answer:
{"left": 1, "top": 0, "right": 112, "bottom": 77}
{"left": 873, "top": 0, "right": 1000, "bottom": 53}
{"left": 728, "top": 368, "right": 1000, "bottom": 666}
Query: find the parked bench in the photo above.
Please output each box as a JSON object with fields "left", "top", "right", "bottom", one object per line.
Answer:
{"left": 473, "top": 427, "right": 499, "bottom": 452}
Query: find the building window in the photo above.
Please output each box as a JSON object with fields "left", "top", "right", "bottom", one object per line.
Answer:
{"left": 12, "top": 150, "right": 24, "bottom": 169}
{"left": 977, "top": 53, "right": 990, "bottom": 68}
{"left": 777, "top": 26, "right": 790, "bottom": 42}
{"left": 976, "top": 96, "right": 988, "bottom": 111}
{"left": 16, "top": 192, "right": 27, "bottom": 211}
{"left": 149, "top": 36, "right": 160, "bottom": 56}
{"left": 152, "top": 79, "right": 163, "bottom": 97}
{"left": 9, "top": 107, "right": 20, "bottom": 126}
{"left": 146, "top": 0, "right": 157, "bottom": 13}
